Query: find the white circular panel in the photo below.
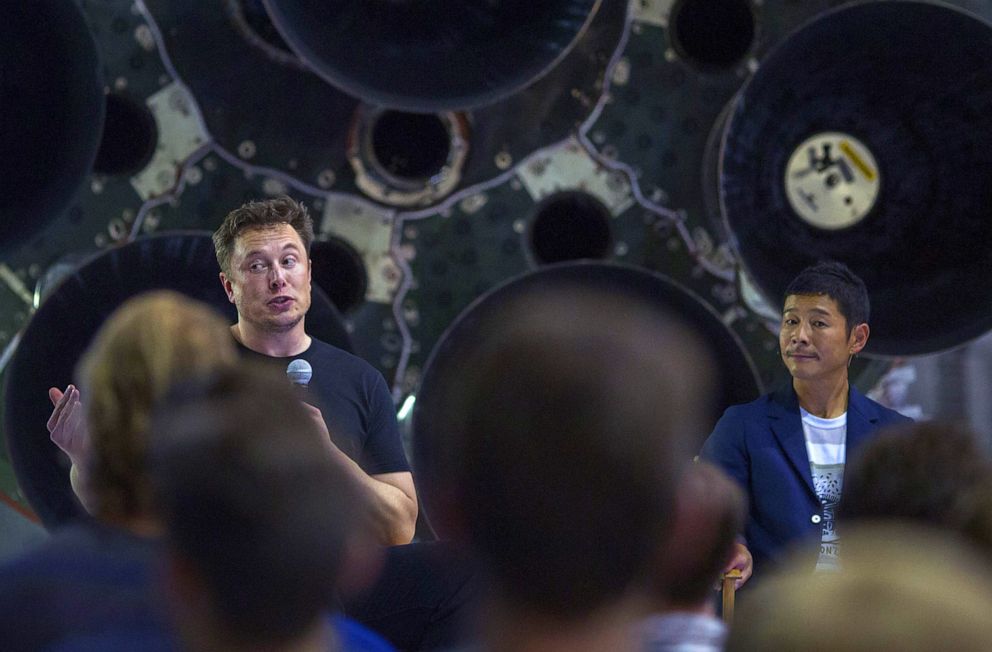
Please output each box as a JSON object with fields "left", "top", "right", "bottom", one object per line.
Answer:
{"left": 784, "top": 132, "right": 880, "bottom": 230}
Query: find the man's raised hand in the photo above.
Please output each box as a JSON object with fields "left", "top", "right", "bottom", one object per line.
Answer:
{"left": 47, "top": 384, "right": 89, "bottom": 466}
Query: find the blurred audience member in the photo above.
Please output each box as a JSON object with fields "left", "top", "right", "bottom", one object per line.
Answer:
{"left": 727, "top": 524, "right": 992, "bottom": 652}
{"left": 149, "top": 367, "right": 392, "bottom": 652}
{"left": 420, "top": 284, "right": 714, "bottom": 652}
{"left": 640, "top": 462, "right": 745, "bottom": 652}
{"left": 1, "top": 291, "right": 391, "bottom": 651}
{"left": 839, "top": 420, "right": 992, "bottom": 555}
{"left": 0, "top": 291, "right": 237, "bottom": 650}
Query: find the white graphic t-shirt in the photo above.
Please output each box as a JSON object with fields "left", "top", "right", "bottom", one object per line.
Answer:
{"left": 801, "top": 408, "right": 847, "bottom": 573}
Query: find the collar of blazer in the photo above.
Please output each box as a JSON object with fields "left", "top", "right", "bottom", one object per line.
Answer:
{"left": 766, "top": 384, "right": 880, "bottom": 500}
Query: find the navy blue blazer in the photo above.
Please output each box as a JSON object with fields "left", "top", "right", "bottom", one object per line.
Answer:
{"left": 700, "top": 384, "right": 911, "bottom": 579}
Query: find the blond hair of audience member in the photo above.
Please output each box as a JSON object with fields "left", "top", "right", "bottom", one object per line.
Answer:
{"left": 75, "top": 291, "right": 237, "bottom": 524}
{"left": 727, "top": 524, "right": 992, "bottom": 652}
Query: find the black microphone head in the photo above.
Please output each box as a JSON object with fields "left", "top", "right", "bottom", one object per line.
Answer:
{"left": 287, "top": 359, "right": 313, "bottom": 387}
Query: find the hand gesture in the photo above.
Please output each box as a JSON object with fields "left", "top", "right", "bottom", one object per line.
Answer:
{"left": 47, "top": 384, "right": 89, "bottom": 466}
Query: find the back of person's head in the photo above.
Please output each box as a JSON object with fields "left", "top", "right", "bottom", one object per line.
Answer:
{"left": 784, "top": 260, "right": 869, "bottom": 332}
{"left": 432, "top": 285, "right": 714, "bottom": 618}
{"left": 212, "top": 195, "right": 314, "bottom": 275}
{"left": 839, "top": 420, "right": 992, "bottom": 554}
{"left": 77, "top": 290, "right": 237, "bottom": 522}
{"left": 727, "top": 524, "right": 992, "bottom": 652}
{"left": 149, "top": 365, "right": 361, "bottom": 648}
{"left": 652, "top": 462, "right": 745, "bottom": 609}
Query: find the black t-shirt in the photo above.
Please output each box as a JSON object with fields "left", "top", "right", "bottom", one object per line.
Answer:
{"left": 237, "top": 337, "right": 410, "bottom": 476}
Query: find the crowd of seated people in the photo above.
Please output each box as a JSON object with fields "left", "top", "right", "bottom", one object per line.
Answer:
{"left": 1, "top": 247, "right": 992, "bottom": 650}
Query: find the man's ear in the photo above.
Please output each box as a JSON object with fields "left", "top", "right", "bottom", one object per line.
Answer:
{"left": 850, "top": 322, "right": 870, "bottom": 354}
{"left": 219, "top": 272, "right": 235, "bottom": 304}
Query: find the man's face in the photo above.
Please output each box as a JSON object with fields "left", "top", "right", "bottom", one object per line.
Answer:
{"left": 220, "top": 224, "right": 312, "bottom": 333}
{"left": 779, "top": 293, "right": 868, "bottom": 384}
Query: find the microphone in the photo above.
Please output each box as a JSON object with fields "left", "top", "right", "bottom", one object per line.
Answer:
{"left": 287, "top": 359, "right": 312, "bottom": 391}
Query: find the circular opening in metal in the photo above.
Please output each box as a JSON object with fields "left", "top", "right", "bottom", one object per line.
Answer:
{"left": 93, "top": 92, "right": 158, "bottom": 177}
{"left": 371, "top": 111, "right": 452, "bottom": 184}
{"left": 670, "top": 0, "right": 755, "bottom": 69}
{"left": 311, "top": 237, "right": 368, "bottom": 314}
{"left": 529, "top": 192, "right": 613, "bottom": 264}
{"left": 349, "top": 108, "right": 469, "bottom": 207}
{"left": 784, "top": 131, "right": 881, "bottom": 230}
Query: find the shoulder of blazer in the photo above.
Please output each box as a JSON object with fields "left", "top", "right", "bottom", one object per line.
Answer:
{"left": 719, "top": 391, "right": 780, "bottom": 426}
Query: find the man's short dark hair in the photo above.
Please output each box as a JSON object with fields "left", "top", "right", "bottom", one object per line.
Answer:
{"left": 149, "top": 365, "right": 358, "bottom": 646}
{"left": 784, "top": 260, "right": 869, "bottom": 333}
{"left": 427, "top": 284, "right": 714, "bottom": 618}
{"left": 838, "top": 420, "right": 992, "bottom": 556}
{"left": 212, "top": 196, "right": 315, "bottom": 275}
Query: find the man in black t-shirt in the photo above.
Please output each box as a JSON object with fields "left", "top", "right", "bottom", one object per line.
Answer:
{"left": 213, "top": 196, "right": 417, "bottom": 547}
{"left": 213, "top": 196, "right": 477, "bottom": 650}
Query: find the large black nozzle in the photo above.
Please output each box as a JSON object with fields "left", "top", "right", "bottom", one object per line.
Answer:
{"left": 2, "top": 1, "right": 104, "bottom": 256}
{"left": 721, "top": 1, "right": 992, "bottom": 355}
{"left": 262, "top": 0, "right": 601, "bottom": 111}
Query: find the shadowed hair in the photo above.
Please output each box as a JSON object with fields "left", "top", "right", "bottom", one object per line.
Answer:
{"left": 212, "top": 195, "right": 315, "bottom": 275}
{"left": 149, "top": 366, "right": 360, "bottom": 646}
{"left": 652, "top": 462, "right": 745, "bottom": 607}
{"left": 838, "top": 420, "right": 992, "bottom": 555}
{"left": 428, "top": 285, "right": 714, "bottom": 618}
{"left": 784, "top": 260, "right": 869, "bottom": 334}
{"left": 77, "top": 291, "right": 237, "bottom": 522}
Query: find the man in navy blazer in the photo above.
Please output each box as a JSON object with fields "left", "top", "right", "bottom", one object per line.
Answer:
{"left": 701, "top": 261, "right": 911, "bottom": 588}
